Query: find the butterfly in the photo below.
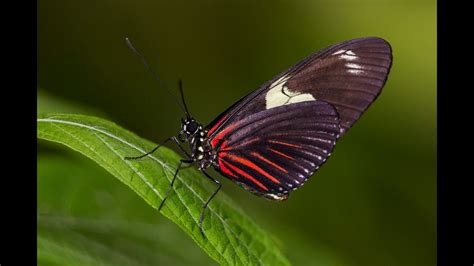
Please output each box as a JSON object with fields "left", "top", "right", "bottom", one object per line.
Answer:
{"left": 124, "top": 37, "right": 392, "bottom": 236}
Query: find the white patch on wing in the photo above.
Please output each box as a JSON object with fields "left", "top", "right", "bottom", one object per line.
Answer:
{"left": 334, "top": 49, "right": 358, "bottom": 61}
{"left": 345, "top": 62, "right": 364, "bottom": 75}
{"left": 267, "top": 193, "right": 287, "bottom": 200}
{"left": 345, "top": 63, "right": 362, "bottom": 69}
{"left": 287, "top": 93, "right": 316, "bottom": 104}
{"left": 348, "top": 69, "right": 364, "bottom": 74}
{"left": 340, "top": 54, "right": 358, "bottom": 61}
{"left": 265, "top": 75, "right": 316, "bottom": 109}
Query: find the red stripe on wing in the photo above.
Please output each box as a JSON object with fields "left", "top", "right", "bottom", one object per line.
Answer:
{"left": 224, "top": 153, "right": 281, "bottom": 184}
{"left": 211, "top": 123, "right": 238, "bottom": 147}
{"left": 222, "top": 160, "right": 269, "bottom": 191}
{"left": 268, "top": 148, "right": 295, "bottom": 160}
{"left": 250, "top": 152, "right": 288, "bottom": 173}
{"left": 219, "top": 140, "right": 230, "bottom": 151}
{"left": 207, "top": 114, "right": 228, "bottom": 137}
{"left": 218, "top": 158, "right": 237, "bottom": 178}
{"left": 218, "top": 137, "right": 260, "bottom": 152}
{"left": 268, "top": 140, "right": 302, "bottom": 148}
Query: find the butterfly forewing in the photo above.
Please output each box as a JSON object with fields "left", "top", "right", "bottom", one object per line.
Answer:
{"left": 212, "top": 101, "right": 340, "bottom": 200}
{"left": 285, "top": 38, "right": 391, "bottom": 133}
{"left": 207, "top": 37, "right": 392, "bottom": 137}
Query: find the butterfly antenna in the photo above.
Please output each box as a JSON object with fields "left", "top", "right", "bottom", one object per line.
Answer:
{"left": 125, "top": 37, "right": 186, "bottom": 114}
{"left": 178, "top": 79, "right": 191, "bottom": 118}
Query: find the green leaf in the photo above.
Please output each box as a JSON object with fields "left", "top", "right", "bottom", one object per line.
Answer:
{"left": 38, "top": 153, "right": 216, "bottom": 266}
{"left": 38, "top": 215, "right": 215, "bottom": 266}
{"left": 38, "top": 234, "right": 111, "bottom": 266}
{"left": 37, "top": 113, "right": 291, "bottom": 266}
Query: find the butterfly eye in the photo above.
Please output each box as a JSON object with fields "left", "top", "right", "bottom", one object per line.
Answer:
{"left": 186, "top": 122, "right": 198, "bottom": 133}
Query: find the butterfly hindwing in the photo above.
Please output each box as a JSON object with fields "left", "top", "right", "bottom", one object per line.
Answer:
{"left": 212, "top": 101, "right": 340, "bottom": 200}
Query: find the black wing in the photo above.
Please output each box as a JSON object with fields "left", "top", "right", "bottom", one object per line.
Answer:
{"left": 212, "top": 101, "right": 340, "bottom": 200}
{"left": 206, "top": 37, "right": 392, "bottom": 137}
{"left": 206, "top": 37, "right": 392, "bottom": 199}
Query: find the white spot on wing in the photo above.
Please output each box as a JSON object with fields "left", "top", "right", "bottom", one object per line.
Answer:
{"left": 267, "top": 193, "right": 286, "bottom": 200}
{"left": 339, "top": 50, "right": 358, "bottom": 61}
{"left": 346, "top": 63, "right": 364, "bottom": 74}
{"left": 346, "top": 63, "right": 363, "bottom": 69}
{"left": 265, "top": 75, "right": 316, "bottom": 109}
{"left": 340, "top": 54, "right": 358, "bottom": 61}
{"left": 332, "top": 49, "right": 345, "bottom": 55}
{"left": 348, "top": 69, "right": 364, "bottom": 74}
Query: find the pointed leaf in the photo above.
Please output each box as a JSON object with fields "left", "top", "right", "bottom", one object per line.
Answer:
{"left": 37, "top": 113, "right": 290, "bottom": 266}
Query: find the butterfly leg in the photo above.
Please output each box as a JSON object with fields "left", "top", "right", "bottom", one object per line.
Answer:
{"left": 124, "top": 136, "right": 190, "bottom": 160}
{"left": 158, "top": 159, "right": 194, "bottom": 211}
{"left": 199, "top": 171, "right": 222, "bottom": 237}
{"left": 170, "top": 136, "right": 191, "bottom": 158}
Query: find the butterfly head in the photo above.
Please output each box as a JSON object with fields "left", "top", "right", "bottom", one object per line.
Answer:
{"left": 180, "top": 117, "right": 200, "bottom": 140}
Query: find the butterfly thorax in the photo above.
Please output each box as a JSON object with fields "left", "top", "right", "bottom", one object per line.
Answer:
{"left": 181, "top": 118, "right": 216, "bottom": 170}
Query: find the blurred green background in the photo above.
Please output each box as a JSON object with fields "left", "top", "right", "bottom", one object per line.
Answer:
{"left": 38, "top": 0, "right": 436, "bottom": 265}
